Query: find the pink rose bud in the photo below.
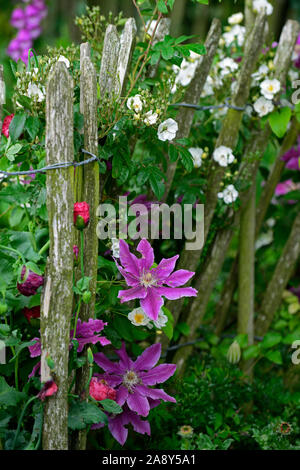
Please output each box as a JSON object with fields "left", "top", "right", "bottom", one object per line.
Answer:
{"left": 38, "top": 380, "right": 58, "bottom": 401}
{"left": 2, "top": 114, "right": 15, "bottom": 138}
{"left": 17, "top": 266, "right": 44, "bottom": 296}
{"left": 89, "top": 377, "right": 116, "bottom": 401}
{"left": 74, "top": 202, "right": 90, "bottom": 230}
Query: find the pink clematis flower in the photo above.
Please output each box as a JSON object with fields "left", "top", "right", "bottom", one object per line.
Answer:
{"left": 116, "top": 239, "right": 197, "bottom": 321}
{"left": 94, "top": 342, "right": 176, "bottom": 418}
{"left": 275, "top": 179, "right": 300, "bottom": 204}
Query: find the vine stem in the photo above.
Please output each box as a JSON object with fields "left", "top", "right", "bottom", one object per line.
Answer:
{"left": 12, "top": 395, "right": 38, "bottom": 450}
{"left": 80, "top": 230, "right": 84, "bottom": 278}
{"left": 0, "top": 244, "right": 26, "bottom": 264}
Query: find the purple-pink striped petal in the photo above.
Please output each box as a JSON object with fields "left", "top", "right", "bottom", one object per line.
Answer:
{"left": 118, "top": 286, "right": 147, "bottom": 302}
{"left": 140, "top": 288, "right": 164, "bottom": 321}
{"left": 155, "top": 286, "right": 197, "bottom": 300}
{"left": 127, "top": 392, "right": 150, "bottom": 417}
{"left": 165, "top": 269, "right": 195, "bottom": 287}
{"left": 133, "top": 343, "right": 161, "bottom": 371}
{"left": 140, "top": 363, "right": 176, "bottom": 385}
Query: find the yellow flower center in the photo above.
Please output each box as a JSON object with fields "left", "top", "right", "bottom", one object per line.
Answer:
{"left": 134, "top": 313, "right": 145, "bottom": 324}
{"left": 141, "top": 272, "right": 157, "bottom": 288}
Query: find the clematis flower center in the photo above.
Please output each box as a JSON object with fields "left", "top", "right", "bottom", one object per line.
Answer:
{"left": 140, "top": 272, "right": 157, "bottom": 288}
{"left": 123, "top": 370, "right": 140, "bottom": 392}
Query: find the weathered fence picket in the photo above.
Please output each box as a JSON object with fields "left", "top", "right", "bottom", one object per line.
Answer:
{"left": 99, "top": 25, "right": 120, "bottom": 97}
{"left": 41, "top": 62, "right": 75, "bottom": 449}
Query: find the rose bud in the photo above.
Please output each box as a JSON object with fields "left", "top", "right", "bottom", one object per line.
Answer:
{"left": 74, "top": 202, "right": 90, "bottom": 230}
{"left": 82, "top": 291, "right": 92, "bottom": 304}
{"left": 23, "top": 305, "right": 40, "bottom": 324}
{"left": 17, "top": 266, "right": 44, "bottom": 297}
{"left": 38, "top": 380, "right": 58, "bottom": 401}
{"left": 2, "top": 114, "right": 15, "bottom": 138}
{"left": 89, "top": 377, "right": 116, "bottom": 401}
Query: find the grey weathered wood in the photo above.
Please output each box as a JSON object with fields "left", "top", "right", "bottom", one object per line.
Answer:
{"left": 74, "top": 46, "right": 99, "bottom": 451}
{"left": 0, "top": 66, "right": 5, "bottom": 133}
{"left": 41, "top": 62, "right": 74, "bottom": 450}
{"left": 99, "top": 24, "right": 120, "bottom": 97}
{"left": 115, "top": 18, "right": 137, "bottom": 96}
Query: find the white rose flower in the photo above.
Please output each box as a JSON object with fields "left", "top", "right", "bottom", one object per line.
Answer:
{"left": 157, "top": 118, "right": 178, "bottom": 141}
{"left": 260, "top": 78, "right": 281, "bottom": 99}
{"left": 223, "top": 25, "right": 245, "bottom": 47}
{"left": 128, "top": 307, "right": 150, "bottom": 327}
{"left": 251, "top": 64, "right": 269, "bottom": 84}
{"left": 58, "top": 55, "right": 70, "bottom": 68}
{"left": 218, "top": 57, "right": 239, "bottom": 76}
{"left": 201, "top": 75, "right": 214, "bottom": 97}
{"left": 145, "top": 20, "right": 156, "bottom": 37}
{"left": 153, "top": 310, "right": 168, "bottom": 329}
{"left": 228, "top": 12, "right": 244, "bottom": 25}
{"left": 253, "top": 0, "right": 273, "bottom": 16}
{"left": 253, "top": 96, "right": 274, "bottom": 117}
{"left": 27, "top": 83, "right": 45, "bottom": 102}
{"left": 189, "top": 147, "right": 203, "bottom": 168}
{"left": 288, "top": 69, "right": 299, "bottom": 82}
{"left": 127, "top": 94, "right": 143, "bottom": 113}
{"left": 173, "top": 60, "right": 198, "bottom": 87}
{"left": 218, "top": 184, "right": 239, "bottom": 204}
{"left": 144, "top": 110, "right": 158, "bottom": 126}
{"left": 213, "top": 146, "right": 235, "bottom": 167}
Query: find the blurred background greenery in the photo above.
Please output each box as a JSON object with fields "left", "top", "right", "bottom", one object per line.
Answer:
{"left": 0, "top": 0, "right": 300, "bottom": 109}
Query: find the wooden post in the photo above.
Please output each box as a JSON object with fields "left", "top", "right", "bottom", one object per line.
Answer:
{"left": 41, "top": 62, "right": 74, "bottom": 450}
{"left": 99, "top": 24, "right": 120, "bottom": 97}
{"left": 115, "top": 18, "right": 137, "bottom": 96}
{"left": 74, "top": 43, "right": 99, "bottom": 450}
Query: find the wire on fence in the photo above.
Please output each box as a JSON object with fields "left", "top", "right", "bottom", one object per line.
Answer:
{"left": 0, "top": 149, "right": 99, "bottom": 178}
{"left": 171, "top": 99, "right": 250, "bottom": 112}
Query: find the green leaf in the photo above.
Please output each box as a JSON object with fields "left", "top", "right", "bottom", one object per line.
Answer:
{"left": 261, "top": 332, "right": 282, "bottom": 349}
{"left": 169, "top": 144, "right": 178, "bottom": 162}
{"left": 9, "top": 114, "right": 27, "bottom": 142}
{"left": 0, "top": 377, "right": 26, "bottom": 407}
{"left": 68, "top": 402, "right": 108, "bottom": 430}
{"left": 282, "top": 331, "right": 300, "bottom": 345}
{"left": 25, "top": 116, "right": 40, "bottom": 140}
{"left": 268, "top": 107, "right": 292, "bottom": 138}
{"left": 264, "top": 349, "right": 282, "bottom": 365}
{"left": 176, "top": 322, "right": 190, "bottom": 336}
{"left": 100, "top": 399, "right": 122, "bottom": 414}
{"left": 243, "top": 344, "right": 260, "bottom": 361}
{"left": 149, "top": 174, "right": 165, "bottom": 200}
{"left": 157, "top": 0, "right": 169, "bottom": 14}
{"left": 295, "top": 102, "right": 300, "bottom": 123}
{"left": 234, "top": 333, "right": 248, "bottom": 348}
{"left": 6, "top": 144, "right": 23, "bottom": 161}
{"left": 178, "top": 147, "right": 194, "bottom": 172}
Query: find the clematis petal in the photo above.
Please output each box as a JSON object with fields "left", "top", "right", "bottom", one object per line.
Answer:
{"left": 133, "top": 343, "right": 161, "bottom": 371}
{"left": 155, "top": 286, "right": 197, "bottom": 300}
{"left": 127, "top": 411, "right": 151, "bottom": 437}
{"left": 115, "top": 342, "right": 133, "bottom": 370}
{"left": 94, "top": 352, "right": 122, "bottom": 374}
{"left": 127, "top": 392, "right": 150, "bottom": 417}
{"left": 140, "top": 363, "right": 177, "bottom": 385}
{"left": 116, "top": 385, "right": 129, "bottom": 406}
{"left": 119, "top": 239, "right": 140, "bottom": 276}
{"left": 108, "top": 416, "right": 128, "bottom": 446}
{"left": 152, "top": 255, "right": 179, "bottom": 280}
{"left": 118, "top": 286, "right": 147, "bottom": 303}
{"left": 115, "top": 260, "right": 139, "bottom": 287}
{"left": 165, "top": 269, "right": 195, "bottom": 287}
{"left": 140, "top": 288, "right": 164, "bottom": 321}
{"left": 136, "top": 385, "right": 176, "bottom": 403}
{"left": 136, "top": 239, "right": 154, "bottom": 271}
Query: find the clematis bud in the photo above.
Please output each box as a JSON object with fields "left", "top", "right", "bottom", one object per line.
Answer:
{"left": 89, "top": 377, "right": 116, "bottom": 401}
{"left": 227, "top": 341, "right": 241, "bottom": 364}
{"left": 2, "top": 114, "right": 15, "bottom": 138}
{"left": 74, "top": 202, "right": 90, "bottom": 230}
{"left": 23, "top": 305, "right": 40, "bottom": 324}
{"left": 87, "top": 347, "right": 93, "bottom": 365}
{"left": 17, "top": 266, "right": 44, "bottom": 297}
{"left": 38, "top": 380, "right": 58, "bottom": 401}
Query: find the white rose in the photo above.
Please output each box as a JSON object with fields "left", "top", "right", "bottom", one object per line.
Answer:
{"left": 218, "top": 57, "right": 239, "bottom": 76}
{"left": 128, "top": 307, "right": 150, "bottom": 327}
{"left": 189, "top": 147, "right": 203, "bottom": 168}
{"left": 253, "top": 96, "right": 274, "bottom": 117}
{"left": 144, "top": 110, "right": 158, "bottom": 126}
{"left": 27, "top": 82, "right": 45, "bottom": 102}
{"left": 157, "top": 118, "right": 178, "bottom": 141}
{"left": 127, "top": 94, "right": 143, "bottom": 113}
{"left": 153, "top": 310, "right": 168, "bottom": 329}
{"left": 253, "top": 0, "right": 273, "bottom": 16}
{"left": 213, "top": 146, "right": 235, "bottom": 167}
{"left": 228, "top": 12, "right": 244, "bottom": 25}
{"left": 260, "top": 78, "right": 281, "bottom": 100}
{"left": 218, "top": 184, "right": 239, "bottom": 204}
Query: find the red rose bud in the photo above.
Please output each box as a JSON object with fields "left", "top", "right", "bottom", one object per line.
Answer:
{"left": 17, "top": 266, "right": 44, "bottom": 297}
{"left": 23, "top": 305, "right": 40, "bottom": 324}
{"left": 2, "top": 114, "right": 14, "bottom": 138}
{"left": 38, "top": 380, "right": 58, "bottom": 401}
{"left": 74, "top": 202, "right": 90, "bottom": 230}
{"left": 89, "top": 377, "right": 116, "bottom": 401}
